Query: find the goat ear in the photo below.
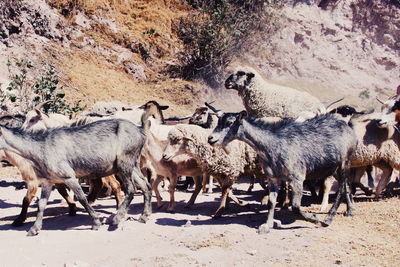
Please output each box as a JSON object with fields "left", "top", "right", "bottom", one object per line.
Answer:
{"left": 34, "top": 108, "right": 43, "bottom": 117}
{"left": 238, "top": 110, "right": 247, "bottom": 122}
{"left": 160, "top": 105, "right": 169, "bottom": 110}
{"left": 246, "top": 72, "right": 255, "bottom": 79}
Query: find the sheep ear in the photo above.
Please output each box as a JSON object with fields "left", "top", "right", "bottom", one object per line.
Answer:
{"left": 183, "top": 136, "right": 193, "bottom": 142}
{"left": 238, "top": 110, "right": 247, "bottom": 122}
{"left": 245, "top": 72, "right": 255, "bottom": 86}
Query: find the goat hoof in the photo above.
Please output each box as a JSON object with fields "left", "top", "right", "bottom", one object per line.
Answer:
{"left": 321, "top": 220, "right": 331, "bottom": 227}
{"left": 92, "top": 224, "right": 101, "bottom": 231}
{"left": 344, "top": 211, "right": 354, "bottom": 217}
{"left": 274, "top": 220, "right": 282, "bottom": 229}
{"left": 27, "top": 227, "right": 39, "bottom": 236}
{"left": 257, "top": 224, "right": 270, "bottom": 234}
{"left": 12, "top": 218, "right": 25, "bottom": 227}
{"left": 138, "top": 215, "right": 149, "bottom": 223}
{"left": 68, "top": 204, "right": 77, "bottom": 216}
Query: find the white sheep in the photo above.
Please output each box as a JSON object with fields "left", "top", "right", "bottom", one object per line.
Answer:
{"left": 162, "top": 124, "right": 267, "bottom": 217}
{"left": 225, "top": 66, "right": 326, "bottom": 119}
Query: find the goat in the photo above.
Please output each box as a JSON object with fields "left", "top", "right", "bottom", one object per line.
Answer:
{"left": 137, "top": 102, "right": 206, "bottom": 212}
{"left": 22, "top": 104, "right": 124, "bottom": 207}
{"left": 0, "top": 149, "right": 77, "bottom": 226}
{"left": 208, "top": 111, "right": 357, "bottom": 233}
{"left": 0, "top": 116, "right": 152, "bottom": 236}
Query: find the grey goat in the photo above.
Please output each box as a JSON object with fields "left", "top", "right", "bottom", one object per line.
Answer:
{"left": 0, "top": 118, "right": 151, "bottom": 236}
{"left": 208, "top": 111, "right": 357, "bottom": 234}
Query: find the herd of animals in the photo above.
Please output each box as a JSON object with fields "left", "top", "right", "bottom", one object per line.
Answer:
{"left": 0, "top": 66, "right": 399, "bottom": 236}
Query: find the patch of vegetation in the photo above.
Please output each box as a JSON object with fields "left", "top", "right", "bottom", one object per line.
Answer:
{"left": 174, "top": 0, "right": 281, "bottom": 87}
{"left": 3, "top": 59, "right": 84, "bottom": 117}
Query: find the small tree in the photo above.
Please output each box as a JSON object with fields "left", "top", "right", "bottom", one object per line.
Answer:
{"left": 5, "top": 59, "right": 33, "bottom": 113}
{"left": 4, "top": 59, "right": 84, "bottom": 117}
{"left": 32, "top": 64, "right": 84, "bottom": 117}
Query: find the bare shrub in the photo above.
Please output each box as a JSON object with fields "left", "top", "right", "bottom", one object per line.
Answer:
{"left": 173, "top": 0, "right": 281, "bottom": 87}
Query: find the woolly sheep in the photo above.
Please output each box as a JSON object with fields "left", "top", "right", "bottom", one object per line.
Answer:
{"left": 162, "top": 124, "right": 266, "bottom": 217}
{"left": 225, "top": 66, "right": 326, "bottom": 119}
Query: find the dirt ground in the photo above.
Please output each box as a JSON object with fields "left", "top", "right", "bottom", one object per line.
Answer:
{"left": 0, "top": 166, "right": 399, "bottom": 267}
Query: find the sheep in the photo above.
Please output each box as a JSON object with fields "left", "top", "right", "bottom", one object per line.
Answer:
{"left": 208, "top": 112, "right": 357, "bottom": 233}
{"left": 225, "top": 66, "right": 326, "bottom": 119}
{"left": 162, "top": 124, "right": 267, "bottom": 218}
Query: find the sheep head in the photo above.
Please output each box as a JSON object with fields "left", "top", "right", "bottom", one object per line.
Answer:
{"left": 225, "top": 67, "right": 256, "bottom": 92}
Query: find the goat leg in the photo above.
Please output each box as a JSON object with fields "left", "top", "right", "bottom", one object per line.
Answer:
{"left": 291, "top": 179, "right": 320, "bottom": 224}
{"left": 132, "top": 168, "right": 152, "bottom": 223}
{"left": 12, "top": 181, "right": 38, "bottom": 227}
{"left": 64, "top": 177, "right": 102, "bottom": 230}
{"left": 27, "top": 184, "right": 52, "bottom": 236}
{"left": 55, "top": 184, "right": 76, "bottom": 216}
{"left": 258, "top": 180, "right": 279, "bottom": 234}
{"left": 323, "top": 172, "right": 346, "bottom": 226}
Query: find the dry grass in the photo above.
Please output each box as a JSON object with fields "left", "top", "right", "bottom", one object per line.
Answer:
{"left": 42, "top": 0, "right": 207, "bottom": 116}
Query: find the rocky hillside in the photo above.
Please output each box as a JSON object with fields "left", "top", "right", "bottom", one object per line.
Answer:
{"left": 239, "top": 0, "right": 399, "bottom": 108}
{"left": 0, "top": 0, "right": 399, "bottom": 115}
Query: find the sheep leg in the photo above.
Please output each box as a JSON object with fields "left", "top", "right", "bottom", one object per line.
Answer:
{"left": 55, "top": 184, "right": 77, "bottom": 216}
{"left": 152, "top": 175, "right": 164, "bottom": 208}
{"left": 87, "top": 178, "right": 102, "bottom": 205}
{"left": 366, "top": 165, "right": 374, "bottom": 189}
{"left": 247, "top": 174, "right": 256, "bottom": 192}
{"left": 105, "top": 175, "right": 124, "bottom": 208}
{"left": 291, "top": 179, "right": 320, "bottom": 224}
{"left": 227, "top": 190, "right": 249, "bottom": 207}
{"left": 320, "top": 177, "right": 334, "bottom": 212}
{"left": 167, "top": 176, "right": 178, "bottom": 212}
{"left": 201, "top": 174, "right": 208, "bottom": 193}
{"left": 323, "top": 173, "right": 346, "bottom": 226}
{"left": 375, "top": 166, "right": 393, "bottom": 198}
{"left": 186, "top": 176, "right": 203, "bottom": 207}
{"left": 213, "top": 186, "right": 229, "bottom": 218}
{"left": 63, "top": 177, "right": 102, "bottom": 230}
{"left": 258, "top": 180, "right": 279, "bottom": 234}
{"left": 27, "top": 184, "right": 52, "bottom": 236}
{"left": 202, "top": 174, "right": 213, "bottom": 194}
{"left": 12, "top": 180, "right": 38, "bottom": 227}
{"left": 352, "top": 166, "right": 373, "bottom": 196}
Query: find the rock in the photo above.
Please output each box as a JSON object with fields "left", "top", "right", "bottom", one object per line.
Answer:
{"left": 124, "top": 61, "right": 147, "bottom": 80}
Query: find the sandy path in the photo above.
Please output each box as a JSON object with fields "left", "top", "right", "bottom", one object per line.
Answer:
{"left": 0, "top": 167, "right": 399, "bottom": 267}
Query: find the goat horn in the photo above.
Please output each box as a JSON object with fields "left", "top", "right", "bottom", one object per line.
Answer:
{"left": 325, "top": 97, "right": 344, "bottom": 109}
{"left": 205, "top": 102, "right": 220, "bottom": 113}
{"left": 164, "top": 116, "right": 191, "bottom": 121}
{"left": 376, "top": 97, "right": 385, "bottom": 104}
{"left": 0, "top": 114, "right": 13, "bottom": 120}
{"left": 34, "top": 100, "right": 54, "bottom": 111}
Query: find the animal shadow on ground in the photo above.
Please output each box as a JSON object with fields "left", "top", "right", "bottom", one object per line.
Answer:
{"left": 0, "top": 198, "right": 119, "bottom": 232}
{"left": 151, "top": 187, "right": 313, "bottom": 231}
